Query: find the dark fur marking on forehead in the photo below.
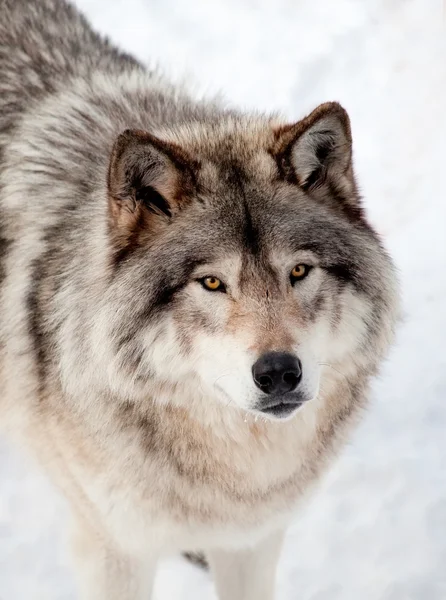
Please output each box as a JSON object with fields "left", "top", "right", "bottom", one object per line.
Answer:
{"left": 222, "top": 159, "right": 247, "bottom": 185}
{"left": 242, "top": 200, "right": 261, "bottom": 255}
{"left": 222, "top": 161, "right": 261, "bottom": 256}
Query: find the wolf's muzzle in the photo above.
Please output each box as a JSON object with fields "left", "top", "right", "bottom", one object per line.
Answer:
{"left": 252, "top": 352, "right": 304, "bottom": 418}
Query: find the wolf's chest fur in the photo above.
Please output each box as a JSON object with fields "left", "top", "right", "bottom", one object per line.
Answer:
{"left": 38, "top": 384, "right": 331, "bottom": 552}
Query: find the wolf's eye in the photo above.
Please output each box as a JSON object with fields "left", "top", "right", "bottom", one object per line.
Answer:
{"left": 201, "top": 276, "right": 225, "bottom": 292}
{"left": 290, "top": 264, "right": 311, "bottom": 284}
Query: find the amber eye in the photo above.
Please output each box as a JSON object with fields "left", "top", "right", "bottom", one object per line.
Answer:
{"left": 290, "top": 264, "right": 310, "bottom": 283}
{"left": 201, "top": 276, "right": 225, "bottom": 292}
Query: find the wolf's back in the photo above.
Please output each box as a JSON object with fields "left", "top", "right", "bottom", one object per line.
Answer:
{"left": 0, "top": 0, "right": 141, "bottom": 165}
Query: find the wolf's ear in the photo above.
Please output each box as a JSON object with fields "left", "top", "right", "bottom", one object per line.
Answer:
{"left": 107, "top": 129, "right": 197, "bottom": 250}
{"left": 273, "top": 102, "right": 360, "bottom": 216}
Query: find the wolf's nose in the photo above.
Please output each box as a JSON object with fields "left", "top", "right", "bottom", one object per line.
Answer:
{"left": 252, "top": 352, "right": 302, "bottom": 395}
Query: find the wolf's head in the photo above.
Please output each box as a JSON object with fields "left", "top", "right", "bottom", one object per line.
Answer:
{"left": 101, "top": 102, "right": 398, "bottom": 420}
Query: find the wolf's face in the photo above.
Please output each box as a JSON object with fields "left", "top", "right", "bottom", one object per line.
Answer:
{"left": 103, "top": 103, "right": 397, "bottom": 420}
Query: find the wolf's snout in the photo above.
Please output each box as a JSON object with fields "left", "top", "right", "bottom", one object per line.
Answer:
{"left": 252, "top": 352, "right": 302, "bottom": 395}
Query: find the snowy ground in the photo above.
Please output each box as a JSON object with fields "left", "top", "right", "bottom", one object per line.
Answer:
{"left": 1, "top": 0, "right": 445, "bottom": 598}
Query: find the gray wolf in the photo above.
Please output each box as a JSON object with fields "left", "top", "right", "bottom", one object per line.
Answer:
{"left": 0, "top": 0, "right": 400, "bottom": 598}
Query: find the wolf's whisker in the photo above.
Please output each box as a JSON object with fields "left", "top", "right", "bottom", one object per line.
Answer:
{"left": 318, "top": 362, "right": 350, "bottom": 387}
{"left": 211, "top": 371, "right": 238, "bottom": 408}
{"left": 213, "top": 371, "right": 236, "bottom": 387}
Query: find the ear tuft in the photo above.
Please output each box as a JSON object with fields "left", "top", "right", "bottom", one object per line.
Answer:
{"left": 107, "top": 129, "right": 197, "bottom": 262}
{"left": 135, "top": 185, "right": 172, "bottom": 218}
{"left": 274, "top": 103, "right": 352, "bottom": 187}
{"left": 273, "top": 103, "right": 361, "bottom": 218}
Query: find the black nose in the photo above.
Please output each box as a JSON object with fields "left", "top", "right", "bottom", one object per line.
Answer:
{"left": 252, "top": 352, "right": 302, "bottom": 395}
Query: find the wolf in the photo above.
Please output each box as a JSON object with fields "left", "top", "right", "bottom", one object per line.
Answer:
{"left": 0, "top": 0, "right": 400, "bottom": 598}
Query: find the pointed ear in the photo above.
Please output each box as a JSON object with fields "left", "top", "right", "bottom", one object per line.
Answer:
{"left": 273, "top": 102, "right": 361, "bottom": 218}
{"left": 107, "top": 129, "right": 198, "bottom": 260}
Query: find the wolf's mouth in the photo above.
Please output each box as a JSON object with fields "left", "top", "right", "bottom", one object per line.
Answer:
{"left": 260, "top": 402, "right": 303, "bottom": 419}
{"left": 256, "top": 393, "right": 305, "bottom": 419}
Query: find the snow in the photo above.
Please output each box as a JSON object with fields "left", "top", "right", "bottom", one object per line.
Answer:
{"left": 1, "top": 0, "right": 445, "bottom": 598}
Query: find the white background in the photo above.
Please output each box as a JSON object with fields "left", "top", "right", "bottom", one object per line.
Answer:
{"left": 1, "top": 0, "right": 445, "bottom": 598}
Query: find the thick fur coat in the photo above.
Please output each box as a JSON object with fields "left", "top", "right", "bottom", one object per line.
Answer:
{"left": 0, "top": 1, "right": 400, "bottom": 598}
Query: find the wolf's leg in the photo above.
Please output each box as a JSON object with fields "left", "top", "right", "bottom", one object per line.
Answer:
{"left": 70, "top": 517, "right": 157, "bottom": 600}
{"left": 208, "top": 529, "right": 285, "bottom": 600}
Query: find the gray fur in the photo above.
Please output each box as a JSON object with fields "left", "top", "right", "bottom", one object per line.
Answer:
{"left": 0, "top": 1, "right": 400, "bottom": 599}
